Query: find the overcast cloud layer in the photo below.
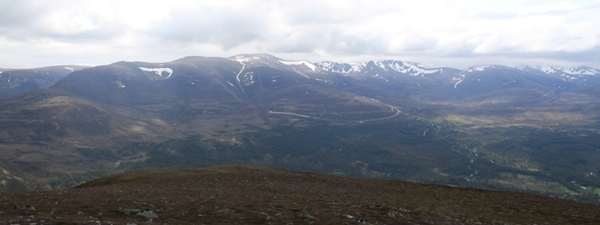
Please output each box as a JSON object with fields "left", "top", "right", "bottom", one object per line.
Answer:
{"left": 0, "top": 0, "right": 599, "bottom": 69}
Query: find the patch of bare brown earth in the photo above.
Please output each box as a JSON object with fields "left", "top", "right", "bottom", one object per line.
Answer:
{"left": 1, "top": 165, "right": 599, "bottom": 224}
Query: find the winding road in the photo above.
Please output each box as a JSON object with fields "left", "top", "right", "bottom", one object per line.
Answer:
{"left": 268, "top": 96, "right": 402, "bottom": 123}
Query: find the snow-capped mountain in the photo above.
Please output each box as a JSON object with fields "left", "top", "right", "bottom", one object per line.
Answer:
{"left": 230, "top": 54, "right": 330, "bottom": 82}
{"left": 317, "top": 59, "right": 600, "bottom": 91}
{"left": 514, "top": 65, "right": 600, "bottom": 85}
{"left": 316, "top": 60, "right": 444, "bottom": 77}
{"left": 538, "top": 66, "right": 600, "bottom": 76}
{"left": 537, "top": 66, "right": 600, "bottom": 84}
{"left": 318, "top": 60, "right": 600, "bottom": 84}
{"left": 463, "top": 65, "right": 513, "bottom": 73}
{"left": 451, "top": 65, "right": 524, "bottom": 89}
{"left": 314, "top": 61, "right": 362, "bottom": 74}
{"left": 231, "top": 54, "right": 321, "bottom": 73}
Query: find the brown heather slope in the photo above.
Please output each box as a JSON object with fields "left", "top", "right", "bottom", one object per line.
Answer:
{"left": 1, "top": 165, "right": 599, "bottom": 225}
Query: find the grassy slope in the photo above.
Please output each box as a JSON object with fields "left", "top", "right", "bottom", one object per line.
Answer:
{"left": 2, "top": 164, "right": 599, "bottom": 224}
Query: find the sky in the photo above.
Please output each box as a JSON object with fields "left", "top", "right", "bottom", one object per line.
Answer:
{"left": 0, "top": 0, "right": 599, "bottom": 69}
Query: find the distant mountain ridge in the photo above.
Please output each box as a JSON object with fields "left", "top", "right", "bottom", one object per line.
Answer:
{"left": 315, "top": 60, "right": 600, "bottom": 86}
{"left": 0, "top": 65, "right": 87, "bottom": 98}
{"left": 315, "top": 59, "right": 600, "bottom": 77}
{"left": 2, "top": 57, "right": 598, "bottom": 98}
{"left": 316, "top": 60, "right": 447, "bottom": 76}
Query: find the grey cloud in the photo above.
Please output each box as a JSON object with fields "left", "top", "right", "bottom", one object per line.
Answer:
{"left": 322, "top": 35, "right": 389, "bottom": 55}
{"left": 0, "top": 1, "right": 598, "bottom": 69}
{"left": 514, "top": 48, "right": 600, "bottom": 65}
{"left": 148, "top": 7, "right": 269, "bottom": 50}
{"left": 267, "top": 27, "right": 389, "bottom": 56}
{"left": 37, "top": 20, "right": 125, "bottom": 42}
{"left": 0, "top": 1, "right": 125, "bottom": 42}
{"left": 0, "top": 1, "right": 44, "bottom": 35}
{"left": 441, "top": 46, "right": 479, "bottom": 58}
{"left": 389, "top": 36, "right": 440, "bottom": 53}
{"left": 438, "top": 47, "right": 600, "bottom": 68}
{"left": 277, "top": 1, "right": 364, "bottom": 25}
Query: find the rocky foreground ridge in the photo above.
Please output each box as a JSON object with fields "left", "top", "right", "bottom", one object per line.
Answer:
{"left": 1, "top": 165, "right": 599, "bottom": 225}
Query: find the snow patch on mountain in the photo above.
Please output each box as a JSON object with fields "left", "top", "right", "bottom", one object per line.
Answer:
{"left": 279, "top": 60, "right": 317, "bottom": 71}
{"left": 315, "top": 61, "right": 363, "bottom": 73}
{"left": 383, "top": 61, "right": 441, "bottom": 76}
{"left": 527, "top": 66, "right": 599, "bottom": 82}
{"left": 373, "top": 74, "right": 390, "bottom": 82}
{"left": 375, "top": 61, "right": 388, "bottom": 71}
{"left": 232, "top": 54, "right": 277, "bottom": 63}
{"left": 452, "top": 74, "right": 466, "bottom": 89}
{"left": 234, "top": 58, "right": 248, "bottom": 64}
{"left": 139, "top": 67, "right": 173, "bottom": 79}
{"left": 539, "top": 66, "right": 599, "bottom": 76}
{"left": 563, "top": 67, "right": 598, "bottom": 75}
{"left": 235, "top": 71, "right": 255, "bottom": 86}
{"left": 233, "top": 56, "right": 250, "bottom": 64}
{"left": 64, "top": 67, "right": 75, "bottom": 72}
{"left": 115, "top": 80, "right": 125, "bottom": 88}
{"left": 232, "top": 55, "right": 264, "bottom": 64}
{"left": 317, "top": 60, "right": 441, "bottom": 76}
{"left": 468, "top": 66, "right": 492, "bottom": 72}
{"left": 350, "top": 63, "right": 364, "bottom": 72}
{"left": 539, "top": 66, "right": 558, "bottom": 74}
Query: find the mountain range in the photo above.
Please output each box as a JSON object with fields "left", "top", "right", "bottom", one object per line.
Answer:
{"left": 0, "top": 66, "right": 87, "bottom": 98}
{"left": 1, "top": 54, "right": 600, "bottom": 205}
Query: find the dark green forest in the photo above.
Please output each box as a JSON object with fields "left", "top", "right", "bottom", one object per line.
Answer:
{"left": 65, "top": 120, "right": 600, "bottom": 205}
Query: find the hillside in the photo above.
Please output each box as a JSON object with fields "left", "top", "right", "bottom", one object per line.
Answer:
{"left": 0, "top": 66, "right": 87, "bottom": 98}
{"left": 1, "top": 54, "right": 600, "bottom": 206}
{"left": 1, "top": 165, "right": 599, "bottom": 224}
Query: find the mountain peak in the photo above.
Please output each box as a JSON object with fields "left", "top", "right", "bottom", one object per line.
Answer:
{"left": 231, "top": 53, "right": 281, "bottom": 62}
{"left": 316, "top": 60, "right": 443, "bottom": 76}
{"left": 315, "top": 61, "right": 362, "bottom": 74}
{"left": 538, "top": 65, "right": 600, "bottom": 76}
